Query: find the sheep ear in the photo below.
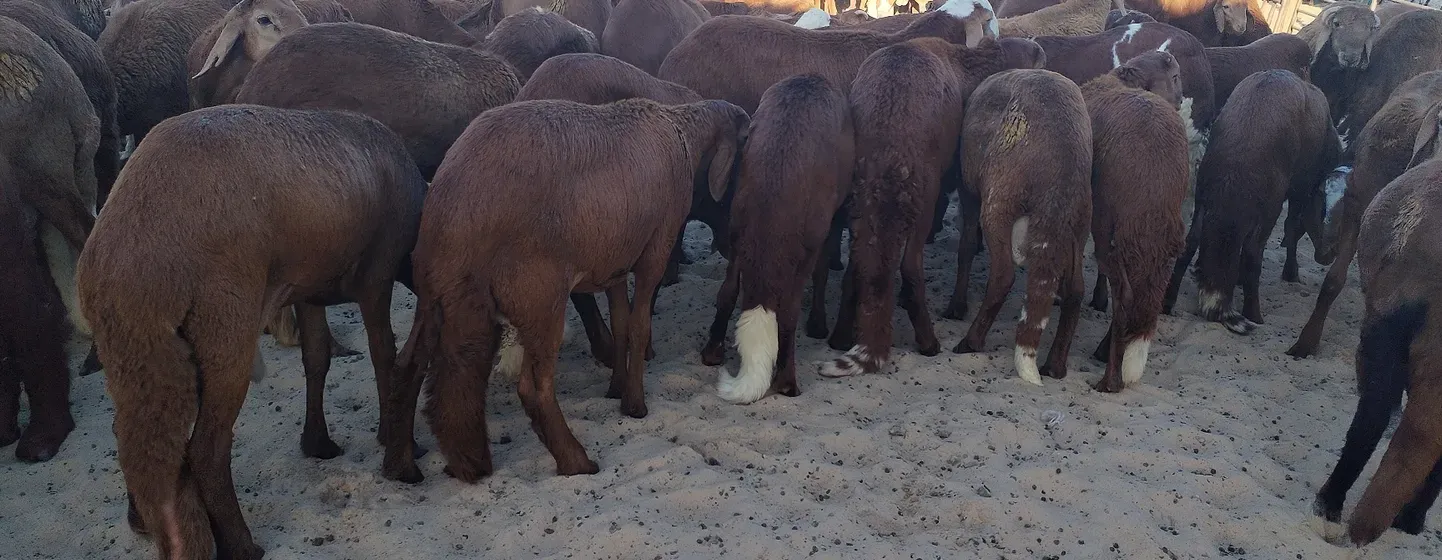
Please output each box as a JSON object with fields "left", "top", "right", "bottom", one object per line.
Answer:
{"left": 1114, "top": 65, "right": 1144, "bottom": 89}
{"left": 1410, "top": 106, "right": 1442, "bottom": 167}
{"left": 707, "top": 120, "right": 747, "bottom": 203}
{"left": 193, "top": 6, "right": 249, "bottom": 79}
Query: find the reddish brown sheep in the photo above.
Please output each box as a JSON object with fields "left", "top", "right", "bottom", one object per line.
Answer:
{"left": 187, "top": 0, "right": 354, "bottom": 108}
{"left": 337, "top": 0, "right": 476, "bottom": 44}
{"left": 657, "top": 0, "right": 1000, "bottom": 114}
{"left": 998, "top": 0, "right": 1058, "bottom": 17}
{"left": 234, "top": 22, "right": 520, "bottom": 179}
{"left": 1288, "top": 71, "right": 1442, "bottom": 358}
{"left": 998, "top": 0, "right": 1120, "bottom": 37}
{"left": 1079, "top": 51, "right": 1187, "bottom": 392}
{"left": 699, "top": 74, "right": 852, "bottom": 404}
{"left": 483, "top": 7, "right": 597, "bottom": 81}
{"left": 79, "top": 104, "right": 426, "bottom": 560}
{"left": 489, "top": 0, "right": 610, "bottom": 38}
{"left": 1203, "top": 32, "right": 1310, "bottom": 110}
{"left": 1312, "top": 143, "right": 1442, "bottom": 546}
{"left": 518, "top": 52, "right": 701, "bottom": 104}
{"left": 1124, "top": 0, "right": 1269, "bottom": 46}
{"left": 98, "top": 0, "right": 229, "bottom": 143}
{"left": 821, "top": 38, "right": 1046, "bottom": 377}
{"left": 601, "top": 0, "right": 707, "bottom": 75}
{"left": 380, "top": 98, "right": 748, "bottom": 484}
{"left": 950, "top": 68, "right": 1091, "bottom": 385}
{"left": 1163, "top": 70, "right": 1339, "bottom": 334}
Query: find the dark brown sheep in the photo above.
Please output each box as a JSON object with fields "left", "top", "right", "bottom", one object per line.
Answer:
{"left": 700, "top": 74, "right": 852, "bottom": 404}
{"left": 1034, "top": 22, "right": 1215, "bottom": 166}
{"left": 489, "top": 0, "right": 610, "bottom": 38}
{"left": 0, "top": 0, "right": 118, "bottom": 208}
{"left": 658, "top": 0, "right": 1000, "bottom": 114}
{"left": 601, "top": 0, "right": 707, "bottom": 75}
{"left": 429, "top": 0, "right": 471, "bottom": 18}
{"left": 1297, "top": 3, "right": 1380, "bottom": 123}
{"left": 1203, "top": 32, "right": 1309, "bottom": 110}
{"left": 518, "top": 52, "right": 700, "bottom": 104}
{"left": 97, "top": 0, "right": 229, "bottom": 142}
{"left": 1288, "top": 70, "right": 1442, "bottom": 358}
{"left": 1, "top": 16, "right": 98, "bottom": 346}
{"left": 187, "top": 0, "right": 354, "bottom": 108}
{"left": 234, "top": 22, "right": 520, "bottom": 179}
{"left": 79, "top": 105, "right": 426, "bottom": 560}
{"left": 24, "top": 0, "right": 104, "bottom": 37}
{"left": 1123, "top": 0, "right": 1269, "bottom": 46}
{"left": 998, "top": 0, "right": 1057, "bottom": 17}
{"left": 1164, "top": 70, "right": 1339, "bottom": 334}
{"left": 337, "top": 0, "right": 476, "bottom": 44}
{"left": 699, "top": 0, "right": 804, "bottom": 16}
{"left": 821, "top": 38, "right": 1046, "bottom": 378}
{"left": 483, "top": 7, "right": 597, "bottom": 81}
{"left": 1333, "top": 9, "right": 1442, "bottom": 159}
{"left": 1312, "top": 146, "right": 1442, "bottom": 546}
{"left": 0, "top": 174, "right": 73, "bottom": 464}
{"left": 998, "top": 0, "right": 1120, "bottom": 37}
{"left": 380, "top": 98, "right": 748, "bottom": 484}
{"left": 950, "top": 68, "right": 1091, "bottom": 385}
{"left": 1103, "top": 7, "right": 1153, "bottom": 26}
{"left": 1079, "top": 51, "right": 1187, "bottom": 392}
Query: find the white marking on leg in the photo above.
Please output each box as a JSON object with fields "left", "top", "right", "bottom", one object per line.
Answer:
{"left": 1015, "top": 345, "right": 1042, "bottom": 386}
{"left": 1198, "top": 290, "right": 1222, "bottom": 316}
{"left": 1018, "top": 309, "right": 1028, "bottom": 324}
{"left": 1037, "top": 317, "right": 1049, "bottom": 331}
{"left": 1120, "top": 336, "right": 1151, "bottom": 384}
{"left": 794, "top": 8, "right": 830, "bottom": 28}
{"left": 495, "top": 317, "right": 523, "bottom": 382}
{"left": 1112, "top": 23, "right": 1142, "bottom": 67}
{"left": 717, "top": 306, "right": 778, "bottom": 404}
{"left": 41, "top": 222, "right": 89, "bottom": 336}
{"left": 819, "top": 344, "right": 872, "bottom": 378}
{"left": 1011, "top": 217, "right": 1029, "bottom": 266}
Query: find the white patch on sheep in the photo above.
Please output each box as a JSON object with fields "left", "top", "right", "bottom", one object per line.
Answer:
{"left": 1323, "top": 166, "right": 1351, "bottom": 226}
{"left": 794, "top": 8, "right": 830, "bottom": 29}
{"left": 1180, "top": 97, "right": 1205, "bottom": 171}
{"left": 938, "top": 0, "right": 978, "bottom": 19}
{"left": 1015, "top": 345, "right": 1042, "bottom": 386}
{"left": 1011, "top": 217, "right": 1029, "bottom": 266}
{"left": 1038, "top": 317, "right": 1049, "bottom": 331}
{"left": 1157, "top": 38, "right": 1172, "bottom": 52}
{"left": 1111, "top": 23, "right": 1142, "bottom": 67}
{"left": 819, "top": 345, "right": 874, "bottom": 378}
{"left": 1018, "top": 309, "right": 1028, "bottom": 324}
{"left": 1337, "top": 130, "right": 1350, "bottom": 152}
{"left": 1198, "top": 290, "right": 1223, "bottom": 317}
{"left": 1120, "top": 337, "right": 1151, "bottom": 384}
{"left": 41, "top": 221, "right": 89, "bottom": 337}
{"left": 717, "top": 306, "right": 779, "bottom": 404}
{"left": 494, "top": 318, "right": 524, "bottom": 382}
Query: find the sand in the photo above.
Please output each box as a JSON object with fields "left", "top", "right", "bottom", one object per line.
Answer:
{"left": 2, "top": 208, "right": 1439, "bottom": 560}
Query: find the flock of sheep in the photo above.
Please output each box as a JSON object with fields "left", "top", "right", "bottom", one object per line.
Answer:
{"left": 3, "top": 0, "right": 1442, "bottom": 556}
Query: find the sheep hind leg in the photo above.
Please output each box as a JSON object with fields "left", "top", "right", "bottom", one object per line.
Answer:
{"left": 570, "top": 294, "right": 613, "bottom": 368}
{"left": 1347, "top": 380, "right": 1442, "bottom": 545}
{"left": 297, "top": 303, "right": 342, "bottom": 459}
{"left": 1313, "top": 330, "right": 1409, "bottom": 523}
{"left": 604, "top": 284, "right": 631, "bottom": 400}
{"left": 1281, "top": 201, "right": 1304, "bottom": 283}
{"left": 943, "top": 197, "right": 981, "bottom": 320}
{"left": 186, "top": 309, "right": 265, "bottom": 560}
{"left": 1239, "top": 234, "right": 1265, "bottom": 326}
{"left": 955, "top": 228, "right": 1015, "bottom": 355}
{"left": 1091, "top": 273, "right": 1109, "bottom": 312}
{"left": 1393, "top": 455, "right": 1442, "bottom": 534}
{"left": 899, "top": 219, "right": 940, "bottom": 356}
{"left": 701, "top": 254, "right": 742, "bottom": 366}
{"left": 514, "top": 305, "right": 597, "bottom": 475}
{"left": 1040, "top": 253, "right": 1085, "bottom": 381}
{"left": 1164, "top": 204, "right": 1202, "bottom": 315}
{"left": 356, "top": 286, "right": 424, "bottom": 458}
{"left": 806, "top": 231, "right": 833, "bottom": 339}
{"left": 1288, "top": 235, "right": 1357, "bottom": 358}
{"left": 0, "top": 359, "right": 20, "bottom": 446}
{"left": 1092, "top": 304, "right": 1126, "bottom": 393}
{"left": 621, "top": 244, "right": 670, "bottom": 418}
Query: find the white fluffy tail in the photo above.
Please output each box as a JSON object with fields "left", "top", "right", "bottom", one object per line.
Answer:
{"left": 1120, "top": 336, "right": 1151, "bottom": 385}
{"left": 717, "top": 306, "right": 778, "bottom": 404}
{"left": 494, "top": 319, "right": 523, "bottom": 382}
{"left": 41, "top": 222, "right": 89, "bottom": 337}
{"left": 794, "top": 7, "right": 830, "bottom": 28}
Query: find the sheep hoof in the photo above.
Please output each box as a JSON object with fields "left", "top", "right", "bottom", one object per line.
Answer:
{"left": 917, "top": 340, "right": 940, "bottom": 357}
{"left": 330, "top": 342, "right": 361, "bottom": 358}
{"left": 1040, "top": 364, "right": 1067, "bottom": 380}
{"left": 828, "top": 256, "right": 844, "bottom": 271}
{"left": 1285, "top": 341, "right": 1316, "bottom": 359}
{"left": 79, "top": 345, "right": 103, "bottom": 376}
{"left": 700, "top": 342, "right": 726, "bottom": 366}
{"left": 301, "top": 434, "right": 343, "bottom": 460}
{"left": 126, "top": 496, "right": 148, "bottom": 535}
{"left": 771, "top": 379, "right": 800, "bottom": 398}
{"left": 1092, "top": 378, "right": 1123, "bottom": 393}
{"left": 621, "top": 399, "right": 648, "bottom": 419}
{"left": 14, "top": 416, "right": 71, "bottom": 463}
{"left": 1091, "top": 345, "right": 1109, "bottom": 364}
{"left": 940, "top": 302, "right": 968, "bottom": 321}
{"left": 383, "top": 459, "right": 425, "bottom": 484}
{"left": 826, "top": 334, "right": 854, "bottom": 352}
{"left": 1089, "top": 297, "right": 1108, "bottom": 313}
{"left": 1222, "top": 314, "right": 1257, "bottom": 335}
{"left": 1282, "top": 268, "right": 1300, "bottom": 283}
{"left": 442, "top": 459, "right": 493, "bottom": 483}
{"left": 1392, "top": 510, "right": 1428, "bottom": 535}
{"left": 556, "top": 457, "right": 600, "bottom": 476}
{"left": 952, "top": 339, "right": 982, "bottom": 354}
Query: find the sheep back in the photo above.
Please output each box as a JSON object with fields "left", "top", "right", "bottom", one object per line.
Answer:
{"left": 517, "top": 52, "right": 700, "bottom": 104}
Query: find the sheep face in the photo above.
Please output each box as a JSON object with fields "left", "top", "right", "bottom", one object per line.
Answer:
{"left": 1114, "top": 51, "right": 1182, "bottom": 110}
{"left": 1313, "top": 5, "right": 1380, "bottom": 71}
{"left": 936, "top": 0, "right": 999, "bottom": 47}
{"left": 1211, "top": 0, "right": 1248, "bottom": 36}
{"left": 998, "top": 37, "right": 1047, "bottom": 70}
{"left": 193, "top": 0, "right": 310, "bottom": 79}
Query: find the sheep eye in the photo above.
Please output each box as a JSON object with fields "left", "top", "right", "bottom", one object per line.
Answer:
{"left": 258, "top": 15, "right": 273, "bottom": 26}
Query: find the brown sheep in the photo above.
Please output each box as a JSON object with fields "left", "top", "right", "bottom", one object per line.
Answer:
{"left": 187, "top": 0, "right": 354, "bottom": 108}
{"left": 1079, "top": 51, "right": 1187, "bottom": 392}
{"left": 483, "top": 6, "right": 597, "bottom": 81}
{"left": 1376, "top": 0, "right": 1426, "bottom": 28}
{"left": 998, "top": 0, "right": 1121, "bottom": 37}
{"left": 1311, "top": 142, "right": 1442, "bottom": 546}
{"left": 699, "top": 0, "right": 801, "bottom": 16}
{"left": 601, "top": 0, "right": 707, "bottom": 75}
{"left": 1203, "top": 32, "right": 1309, "bottom": 110}
{"left": 1163, "top": 70, "right": 1339, "bottom": 333}
{"left": 0, "top": 0, "right": 118, "bottom": 208}
{"left": 234, "top": 22, "right": 520, "bottom": 179}
{"left": 0, "top": 170, "right": 73, "bottom": 463}
{"left": 1297, "top": 3, "right": 1380, "bottom": 123}
{"left": 1034, "top": 22, "right": 1215, "bottom": 169}
{"left": 337, "top": 0, "right": 477, "bottom": 44}
{"left": 79, "top": 104, "right": 426, "bottom": 560}
{"left": 1288, "top": 71, "right": 1442, "bottom": 358}
{"left": 379, "top": 98, "right": 748, "bottom": 484}
{"left": 1, "top": 16, "right": 98, "bottom": 350}
{"left": 658, "top": 0, "right": 1000, "bottom": 114}
{"left": 1103, "top": 7, "right": 1153, "bottom": 26}
{"left": 831, "top": 7, "right": 873, "bottom": 25}
{"left": 1333, "top": 9, "right": 1442, "bottom": 160}
{"left": 23, "top": 0, "right": 104, "bottom": 37}
{"left": 998, "top": 0, "right": 1058, "bottom": 17}
{"left": 949, "top": 69, "right": 1091, "bottom": 385}
{"left": 97, "top": 0, "right": 229, "bottom": 143}
{"left": 518, "top": 52, "right": 700, "bottom": 104}
{"left": 821, "top": 38, "right": 1046, "bottom": 377}
{"left": 1124, "top": 0, "right": 1269, "bottom": 46}
{"left": 489, "top": 0, "right": 610, "bottom": 38}
{"left": 700, "top": 74, "right": 852, "bottom": 404}
{"left": 429, "top": 0, "right": 470, "bottom": 18}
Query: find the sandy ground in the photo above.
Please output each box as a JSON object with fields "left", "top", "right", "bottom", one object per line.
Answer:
{"left": 3, "top": 203, "right": 1440, "bottom": 560}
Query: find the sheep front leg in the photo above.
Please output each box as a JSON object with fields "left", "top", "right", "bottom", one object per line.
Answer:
{"left": 806, "top": 235, "right": 833, "bottom": 339}
{"left": 955, "top": 223, "right": 1015, "bottom": 355}
{"left": 515, "top": 307, "right": 599, "bottom": 476}
{"left": 1393, "top": 456, "right": 1442, "bottom": 534}
{"left": 1288, "top": 232, "right": 1357, "bottom": 358}
{"left": 943, "top": 197, "right": 981, "bottom": 320}
{"left": 899, "top": 202, "right": 941, "bottom": 356}
{"left": 0, "top": 361, "right": 20, "bottom": 447}
{"left": 1313, "top": 353, "right": 1407, "bottom": 523}
{"left": 297, "top": 303, "right": 342, "bottom": 459}
{"left": 1164, "top": 204, "right": 1202, "bottom": 315}
{"left": 604, "top": 284, "right": 631, "bottom": 400}
{"left": 1281, "top": 201, "right": 1305, "bottom": 283}
{"left": 622, "top": 250, "right": 669, "bottom": 418}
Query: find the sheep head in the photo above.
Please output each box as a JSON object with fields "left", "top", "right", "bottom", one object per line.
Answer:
{"left": 935, "top": 0, "right": 999, "bottom": 47}
{"left": 1297, "top": 4, "right": 1378, "bottom": 71}
{"left": 1113, "top": 51, "right": 1182, "bottom": 110}
{"left": 1211, "top": 0, "right": 1250, "bottom": 36}
{"left": 193, "top": 0, "right": 310, "bottom": 80}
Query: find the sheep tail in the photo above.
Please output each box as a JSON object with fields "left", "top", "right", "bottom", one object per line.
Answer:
{"left": 110, "top": 326, "right": 209, "bottom": 559}
{"left": 717, "top": 305, "right": 779, "bottom": 404}
{"left": 1356, "top": 301, "right": 1427, "bottom": 407}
